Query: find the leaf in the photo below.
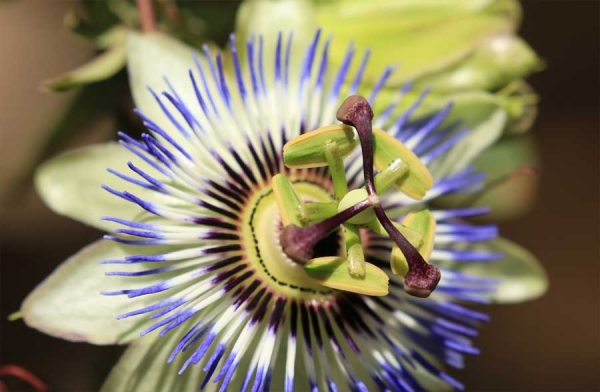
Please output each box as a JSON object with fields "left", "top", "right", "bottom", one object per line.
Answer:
{"left": 21, "top": 240, "right": 160, "bottom": 345}
{"left": 44, "top": 27, "right": 127, "bottom": 92}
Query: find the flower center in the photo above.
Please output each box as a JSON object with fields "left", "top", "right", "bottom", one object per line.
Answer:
{"left": 241, "top": 176, "right": 340, "bottom": 300}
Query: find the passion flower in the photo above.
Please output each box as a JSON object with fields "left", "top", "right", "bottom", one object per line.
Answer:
{"left": 22, "top": 30, "right": 547, "bottom": 391}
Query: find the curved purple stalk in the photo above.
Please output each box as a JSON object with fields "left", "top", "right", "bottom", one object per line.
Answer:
{"left": 337, "top": 95, "right": 440, "bottom": 298}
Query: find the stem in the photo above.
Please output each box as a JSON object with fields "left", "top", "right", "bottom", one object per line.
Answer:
{"left": 281, "top": 195, "right": 380, "bottom": 265}
{"left": 136, "top": 0, "right": 157, "bottom": 33}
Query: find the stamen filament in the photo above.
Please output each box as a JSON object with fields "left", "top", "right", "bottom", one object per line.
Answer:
{"left": 344, "top": 223, "right": 366, "bottom": 277}
{"left": 324, "top": 141, "right": 349, "bottom": 200}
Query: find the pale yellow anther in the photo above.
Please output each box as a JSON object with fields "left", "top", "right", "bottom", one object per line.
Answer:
{"left": 305, "top": 256, "right": 389, "bottom": 296}
{"left": 372, "top": 128, "right": 434, "bottom": 200}
{"left": 283, "top": 124, "right": 357, "bottom": 168}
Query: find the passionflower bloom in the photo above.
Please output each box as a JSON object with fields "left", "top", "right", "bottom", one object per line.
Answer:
{"left": 22, "top": 31, "right": 547, "bottom": 391}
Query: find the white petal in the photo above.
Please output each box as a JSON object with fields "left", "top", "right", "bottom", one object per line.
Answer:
{"left": 35, "top": 142, "right": 178, "bottom": 231}
{"left": 426, "top": 92, "right": 507, "bottom": 179}
{"left": 127, "top": 32, "right": 198, "bottom": 140}
{"left": 451, "top": 237, "right": 548, "bottom": 303}
{"left": 21, "top": 240, "right": 161, "bottom": 345}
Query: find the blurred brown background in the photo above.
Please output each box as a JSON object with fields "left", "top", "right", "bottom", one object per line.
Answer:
{"left": 1, "top": 1, "right": 598, "bottom": 391}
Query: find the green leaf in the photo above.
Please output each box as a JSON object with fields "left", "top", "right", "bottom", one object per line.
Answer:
{"left": 421, "top": 91, "right": 507, "bottom": 179}
{"left": 447, "top": 237, "right": 548, "bottom": 303}
{"left": 433, "top": 134, "right": 540, "bottom": 222}
{"left": 21, "top": 240, "right": 159, "bottom": 345}
{"left": 34, "top": 142, "right": 180, "bottom": 232}
{"left": 44, "top": 27, "right": 127, "bottom": 92}
{"left": 305, "top": 256, "right": 389, "bottom": 296}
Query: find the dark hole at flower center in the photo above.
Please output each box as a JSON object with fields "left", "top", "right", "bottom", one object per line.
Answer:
{"left": 312, "top": 229, "right": 342, "bottom": 259}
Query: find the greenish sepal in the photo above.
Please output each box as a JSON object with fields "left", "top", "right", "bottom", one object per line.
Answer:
{"left": 337, "top": 189, "right": 375, "bottom": 225}
{"left": 372, "top": 129, "right": 433, "bottom": 200}
{"left": 316, "top": 2, "right": 516, "bottom": 87}
{"left": 283, "top": 124, "right": 357, "bottom": 169}
{"left": 305, "top": 257, "right": 389, "bottom": 296}
{"left": 391, "top": 210, "right": 436, "bottom": 276}
{"left": 442, "top": 237, "right": 547, "bottom": 303}
{"left": 272, "top": 174, "right": 304, "bottom": 227}
{"left": 413, "top": 35, "right": 541, "bottom": 93}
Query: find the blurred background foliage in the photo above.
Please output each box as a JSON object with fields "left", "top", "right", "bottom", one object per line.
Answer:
{"left": 5, "top": 0, "right": 542, "bottom": 219}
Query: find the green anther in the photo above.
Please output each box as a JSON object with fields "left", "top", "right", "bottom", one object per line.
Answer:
{"left": 302, "top": 201, "right": 338, "bottom": 224}
{"left": 304, "top": 256, "right": 389, "bottom": 296}
{"left": 391, "top": 209, "right": 436, "bottom": 276}
{"left": 283, "top": 124, "right": 357, "bottom": 168}
{"left": 272, "top": 174, "right": 304, "bottom": 226}
{"left": 338, "top": 189, "right": 376, "bottom": 225}
{"left": 374, "top": 159, "right": 410, "bottom": 194}
{"left": 372, "top": 128, "right": 434, "bottom": 200}
{"left": 362, "top": 218, "right": 424, "bottom": 249}
{"left": 343, "top": 224, "right": 366, "bottom": 277}
{"left": 324, "top": 140, "right": 349, "bottom": 200}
